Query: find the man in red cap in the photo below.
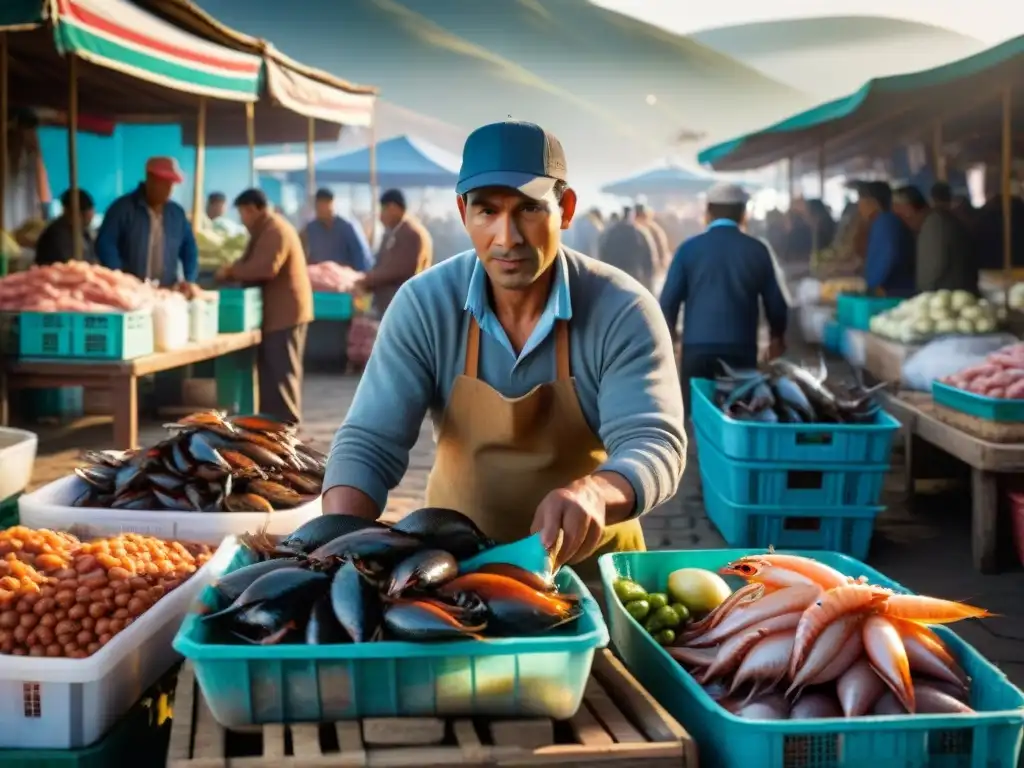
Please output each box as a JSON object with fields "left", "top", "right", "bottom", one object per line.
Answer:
{"left": 95, "top": 156, "right": 198, "bottom": 287}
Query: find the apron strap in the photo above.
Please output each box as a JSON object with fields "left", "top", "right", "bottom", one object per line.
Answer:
{"left": 555, "top": 320, "right": 571, "bottom": 381}
{"left": 464, "top": 315, "right": 481, "bottom": 378}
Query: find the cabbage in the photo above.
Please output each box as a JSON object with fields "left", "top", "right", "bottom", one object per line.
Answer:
{"left": 975, "top": 318, "right": 996, "bottom": 334}
{"left": 956, "top": 317, "right": 975, "bottom": 334}
{"left": 929, "top": 308, "right": 954, "bottom": 322}
{"left": 912, "top": 318, "right": 935, "bottom": 336}
{"left": 935, "top": 318, "right": 957, "bottom": 335}
{"left": 959, "top": 305, "right": 982, "bottom": 321}
{"left": 951, "top": 290, "right": 975, "bottom": 311}
{"left": 929, "top": 291, "right": 952, "bottom": 311}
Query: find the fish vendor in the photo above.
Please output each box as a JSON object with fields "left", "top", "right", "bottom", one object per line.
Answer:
{"left": 659, "top": 183, "right": 789, "bottom": 415}
{"left": 95, "top": 157, "right": 198, "bottom": 287}
{"left": 323, "top": 121, "right": 686, "bottom": 578}
{"left": 301, "top": 188, "right": 373, "bottom": 271}
{"left": 860, "top": 181, "right": 916, "bottom": 298}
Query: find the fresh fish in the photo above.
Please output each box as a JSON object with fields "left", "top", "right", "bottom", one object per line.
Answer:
{"left": 212, "top": 557, "right": 305, "bottom": 604}
{"left": 687, "top": 585, "right": 820, "bottom": 647}
{"left": 391, "top": 507, "right": 496, "bottom": 559}
{"left": 805, "top": 620, "right": 865, "bottom": 686}
{"left": 897, "top": 624, "right": 969, "bottom": 688}
{"left": 728, "top": 631, "right": 796, "bottom": 698}
{"left": 720, "top": 553, "right": 849, "bottom": 591}
{"left": 382, "top": 600, "right": 487, "bottom": 641}
{"left": 790, "top": 692, "right": 842, "bottom": 719}
{"left": 468, "top": 562, "right": 555, "bottom": 593}
{"left": 736, "top": 693, "right": 790, "bottom": 720}
{"left": 278, "top": 514, "right": 386, "bottom": 555}
{"left": 666, "top": 646, "right": 717, "bottom": 668}
{"left": 387, "top": 549, "right": 458, "bottom": 597}
{"left": 788, "top": 613, "right": 865, "bottom": 695}
{"left": 330, "top": 561, "right": 383, "bottom": 642}
{"left": 863, "top": 616, "right": 916, "bottom": 713}
{"left": 914, "top": 685, "right": 975, "bottom": 714}
{"left": 306, "top": 595, "right": 349, "bottom": 644}
{"left": 684, "top": 583, "right": 765, "bottom": 635}
{"left": 878, "top": 594, "right": 992, "bottom": 624}
{"left": 790, "top": 585, "right": 890, "bottom": 674}
{"left": 203, "top": 567, "right": 329, "bottom": 625}
{"left": 697, "top": 628, "right": 770, "bottom": 684}
{"left": 837, "top": 659, "right": 887, "bottom": 717}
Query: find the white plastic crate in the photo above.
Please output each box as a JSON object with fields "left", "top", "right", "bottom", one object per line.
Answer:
{"left": 0, "top": 537, "right": 235, "bottom": 749}
{"left": 843, "top": 327, "right": 867, "bottom": 368}
{"left": 19, "top": 476, "right": 322, "bottom": 544}
{"left": 0, "top": 427, "right": 37, "bottom": 501}
{"left": 798, "top": 304, "right": 835, "bottom": 344}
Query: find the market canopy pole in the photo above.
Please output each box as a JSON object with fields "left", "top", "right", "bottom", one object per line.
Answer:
{"left": 246, "top": 102, "right": 256, "bottom": 187}
{"left": 67, "top": 54, "right": 80, "bottom": 261}
{"left": 191, "top": 96, "right": 207, "bottom": 234}
{"left": 817, "top": 142, "right": 826, "bottom": 197}
{"left": 1001, "top": 85, "right": 1013, "bottom": 301}
{"left": 0, "top": 32, "right": 7, "bottom": 240}
{"left": 306, "top": 116, "right": 315, "bottom": 214}
{"left": 932, "top": 122, "right": 947, "bottom": 182}
{"left": 368, "top": 107, "right": 378, "bottom": 242}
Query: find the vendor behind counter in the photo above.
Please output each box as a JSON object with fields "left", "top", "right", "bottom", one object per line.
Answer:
{"left": 34, "top": 189, "right": 96, "bottom": 266}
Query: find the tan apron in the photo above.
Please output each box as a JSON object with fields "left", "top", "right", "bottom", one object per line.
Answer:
{"left": 425, "top": 316, "right": 645, "bottom": 580}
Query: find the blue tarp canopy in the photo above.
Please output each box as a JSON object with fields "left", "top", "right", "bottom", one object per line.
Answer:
{"left": 286, "top": 134, "right": 460, "bottom": 188}
{"left": 697, "top": 35, "right": 1024, "bottom": 172}
{"left": 600, "top": 164, "right": 716, "bottom": 197}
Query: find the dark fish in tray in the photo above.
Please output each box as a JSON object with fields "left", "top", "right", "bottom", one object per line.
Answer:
{"left": 277, "top": 514, "right": 387, "bottom": 556}
{"left": 382, "top": 599, "right": 487, "bottom": 641}
{"left": 387, "top": 549, "right": 458, "bottom": 597}
{"left": 330, "top": 561, "right": 383, "bottom": 642}
{"left": 391, "top": 507, "right": 496, "bottom": 559}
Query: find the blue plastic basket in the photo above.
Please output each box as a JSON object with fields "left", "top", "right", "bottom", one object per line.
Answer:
{"left": 218, "top": 288, "right": 263, "bottom": 333}
{"left": 823, "top": 320, "right": 844, "bottom": 354}
{"left": 313, "top": 292, "right": 353, "bottom": 321}
{"left": 598, "top": 549, "right": 1024, "bottom": 768}
{"left": 18, "top": 311, "right": 153, "bottom": 360}
{"left": 932, "top": 381, "right": 1024, "bottom": 423}
{"left": 173, "top": 542, "right": 609, "bottom": 727}
{"left": 691, "top": 378, "right": 900, "bottom": 464}
{"left": 700, "top": 475, "right": 883, "bottom": 559}
{"left": 836, "top": 294, "right": 903, "bottom": 331}
{"left": 696, "top": 427, "right": 888, "bottom": 507}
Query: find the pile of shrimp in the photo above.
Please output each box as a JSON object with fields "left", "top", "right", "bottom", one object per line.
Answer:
{"left": 0, "top": 263, "right": 166, "bottom": 313}
{"left": 668, "top": 553, "right": 991, "bottom": 720}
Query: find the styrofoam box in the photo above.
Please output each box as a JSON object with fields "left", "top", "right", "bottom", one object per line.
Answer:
{"left": 798, "top": 304, "right": 834, "bottom": 344}
{"left": 19, "top": 476, "right": 322, "bottom": 544}
{"left": 0, "top": 536, "right": 235, "bottom": 749}
{"left": 843, "top": 327, "right": 867, "bottom": 368}
{"left": 0, "top": 427, "right": 37, "bottom": 501}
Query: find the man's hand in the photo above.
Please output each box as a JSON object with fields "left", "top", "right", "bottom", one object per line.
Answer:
{"left": 530, "top": 476, "right": 607, "bottom": 568}
{"left": 766, "top": 335, "right": 786, "bottom": 362}
{"left": 214, "top": 264, "right": 233, "bottom": 283}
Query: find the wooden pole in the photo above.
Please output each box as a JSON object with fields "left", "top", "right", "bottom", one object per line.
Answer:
{"left": 368, "top": 107, "right": 378, "bottom": 242}
{"left": 245, "top": 102, "right": 256, "bottom": 187}
{"left": 817, "top": 143, "right": 826, "bottom": 198}
{"left": 932, "top": 122, "right": 947, "bottom": 182}
{"left": 1001, "top": 86, "right": 1013, "bottom": 297}
{"left": 0, "top": 33, "right": 8, "bottom": 240}
{"left": 68, "top": 55, "right": 80, "bottom": 260}
{"left": 191, "top": 97, "right": 207, "bottom": 234}
{"left": 306, "top": 117, "right": 315, "bottom": 214}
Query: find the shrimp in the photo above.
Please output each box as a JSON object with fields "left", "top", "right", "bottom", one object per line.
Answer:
{"left": 684, "top": 583, "right": 765, "bottom": 635}
{"left": 790, "top": 584, "right": 890, "bottom": 675}
{"left": 863, "top": 616, "right": 915, "bottom": 713}
{"left": 890, "top": 619, "right": 968, "bottom": 688}
{"left": 720, "top": 553, "right": 849, "bottom": 592}
{"left": 684, "top": 585, "right": 820, "bottom": 648}
{"left": 878, "top": 594, "right": 992, "bottom": 624}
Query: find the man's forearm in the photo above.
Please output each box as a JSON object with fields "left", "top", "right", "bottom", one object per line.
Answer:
{"left": 322, "top": 485, "right": 381, "bottom": 520}
{"left": 588, "top": 471, "right": 636, "bottom": 525}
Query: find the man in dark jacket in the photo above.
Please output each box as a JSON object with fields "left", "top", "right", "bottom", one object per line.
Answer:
{"left": 861, "top": 181, "right": 916, "bottom": 297}
{"left": 660, "top": 183, "right": 788, "bottom": 415}
{"left": 912, "top": 183, "right": 977, "bottom": 293}
{"left": 597, "top": 205, "right": 658, "bottom": 293}
{"left": 35, "top": 189, "right": 95, "bottom": 266}
{"left": 94, "top": 157, "right": 197, "bottom": 286}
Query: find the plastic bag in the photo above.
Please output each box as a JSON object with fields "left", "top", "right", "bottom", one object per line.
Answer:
{"left": 795, "top": 278, "right": 822, "bottom": 307}
{"left": 901, "top": 333, "right": 1020, "bottom": 391}
{"left": 152, "top": 295, "right": 190, "bottom": 352}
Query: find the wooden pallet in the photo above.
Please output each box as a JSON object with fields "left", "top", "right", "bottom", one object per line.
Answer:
{"left": 166, "top": 649, "right": 697, "bottom": 767}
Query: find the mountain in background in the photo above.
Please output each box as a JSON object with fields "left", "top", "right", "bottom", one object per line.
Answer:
{"left": 192, "top": 0, "right": 808, "bottom": 188}
{"left": 691, "top": 16, "right": 985, "bottom": 97}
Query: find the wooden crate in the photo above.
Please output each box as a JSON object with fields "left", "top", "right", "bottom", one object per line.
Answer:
{"left": 166, "top": 650, "right": 697, "bottom": 767}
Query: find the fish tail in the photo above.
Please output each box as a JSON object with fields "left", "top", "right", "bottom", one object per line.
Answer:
{"left": 882, "top": 594, "right": 993, "bottom": 624}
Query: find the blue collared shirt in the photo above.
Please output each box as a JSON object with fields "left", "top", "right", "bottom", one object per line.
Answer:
{"left": 463, "top": 254, "right": 572, "bottom": 369}
{"left": 303, "top": 215, "right": 373, "bottom": 271}
{"left": 94, "top": 184, "right": 198, "bottom": 286}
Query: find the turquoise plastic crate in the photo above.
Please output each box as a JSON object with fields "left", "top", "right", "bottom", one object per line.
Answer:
{"left": 696, "top": 427, "right": 888, "bottom": 507}
{"left": 836, "top": 294, "right": 903, "bottom": 331}
{"left": 0, "top": 494, "right": 18, "bottom": 529}
{"left": 313, "top": 292, "right": 354, "bottom": 321}
{"left": 823, "top": 320, "right": 844, "bottom": 354}
{"left": 18, "top": 311, "right": 153, "bottom": 360}
{"left": 0, "top": 313, "right": 18, "bottom": 356}
{"left": 173, "top": 542, "right": 609, "bottom": 726}
{"left": 691, "top": 378, "right": 900, "bottom": 464}
{"left": 700, "top": 476, "right": 882, "bottom": 559}
{"left": 932, "top": 381, "right": 1024, "bottom": 422}
{"left": 218, "top": 288, "right": 263, "bottom": 332}
{"left": 598, "top": 549, "right": 1024, "bottom": 768}
{"left": 21, "top": 388, "right": 84, "bottom": 422}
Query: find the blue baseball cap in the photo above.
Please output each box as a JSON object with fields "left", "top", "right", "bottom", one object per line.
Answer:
{"left": 456, "top": 121, "right": 567, "bottom": 198}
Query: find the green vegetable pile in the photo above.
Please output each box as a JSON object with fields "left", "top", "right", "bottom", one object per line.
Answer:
{"left": 612, "top": 567, "right": 733, "bottom": 646}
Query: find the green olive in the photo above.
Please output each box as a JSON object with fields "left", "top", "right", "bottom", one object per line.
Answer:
{"left": 654, "top": 628, "right": 676, "bottom": 646}
{"left": 644, "top": 614, "right": 663, "bottom": 633}
{"left": 625, "top": 599, "right": 650, "bottom": 621}
{"left": 613, "top": 579, "right": 648, "bottom": 604}
{"left": 647, "top": 593, "right": 669, "bottom": 611}
{"left": 670, "top": 603, "right": 691, "bottom": 624}
{"left": 652, "top": 605, "right": 682, "bottom": 629}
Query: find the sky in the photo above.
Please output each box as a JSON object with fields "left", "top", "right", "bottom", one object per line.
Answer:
{"left": 593, "top": 0, "right": 1022, "bottom": 44}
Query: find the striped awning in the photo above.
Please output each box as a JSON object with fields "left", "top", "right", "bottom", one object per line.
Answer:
{"left": 264, "top": 57, "right": 374, "bottom": 127}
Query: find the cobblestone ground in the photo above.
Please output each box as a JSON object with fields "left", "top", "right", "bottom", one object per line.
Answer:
{"left": 21, "top": 372, "right": 1024, "bottom": 693}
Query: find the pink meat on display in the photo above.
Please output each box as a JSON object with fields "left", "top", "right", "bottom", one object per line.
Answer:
{"left": 0, "top": 262, "right": 172, "bottom": 312}
{"left": 944, "top": 343, "right": 1024, "bottom": 399}
{"left": 308, "top": 261, "right": 362, "bottom": 293}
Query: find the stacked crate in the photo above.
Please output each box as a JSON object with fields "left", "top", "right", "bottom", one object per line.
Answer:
{"left": 835, "top": 294, "right": 901, "bottom": 365}
{"left": 690, "top": 378, "right": 899, "bottom": 559}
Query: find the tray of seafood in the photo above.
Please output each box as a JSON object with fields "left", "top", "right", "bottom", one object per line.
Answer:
{"left": 173, "top": 509, "right": 609, "bottom": 726}
{"left": 600, "top": 549, "right": 1024, "bottom": 768}
{"left": 0, "top": 525, "right": 231, "bottom": 750}
{"left": 18, "top": 412, "right": 325, "bottom": 544}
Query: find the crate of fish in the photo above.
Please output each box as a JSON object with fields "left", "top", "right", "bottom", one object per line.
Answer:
{"left": 696, "top": 428, "right": 888, "bottom": 508}
{"left": 313, "top": 292, "right": 353, "bottom": 321}
{"left": 17, "top": 310, "right": 153, "bottom": 360}
{"left": 218, "top": 288, "right": 262, "bottom": 333}
{"left": 691, "top": 369, "right": 899, "bottom": 464}
{"left": 599, "top": 548, "right": 1024, "bottom": 768}
{"left": 700, "top": 476, "right": 883, "bottom": 559}
{"left": 17, "top": 411, "right": 326, "bottom": 544}
{"left": 173, "top": 509, "right": 609, "bottom": 726}
{"left": 836, "top": 294, "right": 903, "bottom": 331}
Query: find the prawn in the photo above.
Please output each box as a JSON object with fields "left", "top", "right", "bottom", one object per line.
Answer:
{"left": 790, "top": 584, "right": 889, "bottom": 675}
{"left": 878, "top": 594, "right": 992, "bottom": 624}
{"left": 720, "top": 551, "right": 849, "bottom": 592}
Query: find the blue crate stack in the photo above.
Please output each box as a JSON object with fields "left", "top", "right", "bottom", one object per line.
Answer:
{"left": 691, "top": 378, "right": 899, "bottom": 559}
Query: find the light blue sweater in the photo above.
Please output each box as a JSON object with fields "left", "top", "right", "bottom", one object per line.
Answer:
{"left": 324, "top": 248, "right": 687, "bottom": 517}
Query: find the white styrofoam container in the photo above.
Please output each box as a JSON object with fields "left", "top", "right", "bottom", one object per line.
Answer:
{"left": 0, "top": 427, "right": 38, "bottom": 501}
{"left": 843, "top": 327, "right": 868, "bottom": 369}
{"left": 19, "top": 476, "right": 322, "bottom": 544}
{"left": 0, "top": 536, "right": 235, "bottom": 749}
{"left": 798, "top": 304, "right": 835, "bottom": 344}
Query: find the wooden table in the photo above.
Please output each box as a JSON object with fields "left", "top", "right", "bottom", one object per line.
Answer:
{"left": 862, "top": 333, "right": 921, "bottom": 384}
{"left": 881, "top": 390, "right": 1024, "bottom": 574}
{"left": 167, "top": 650, "right": 697, "bottom": 767}
{"left": 1, "top": 331, "right": 261, "bottom": 449}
